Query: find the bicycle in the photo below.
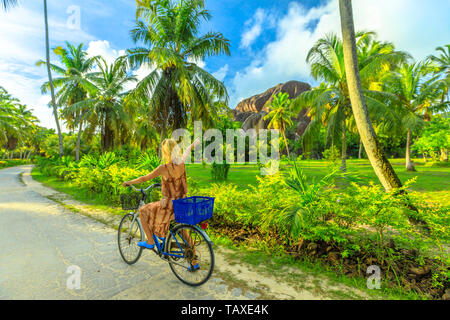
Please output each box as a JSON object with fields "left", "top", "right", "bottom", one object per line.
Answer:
{"left": 117, "top": 183, "right": 215, "bottom": 286}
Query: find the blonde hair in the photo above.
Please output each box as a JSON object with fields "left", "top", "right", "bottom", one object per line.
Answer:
{"left": 161, "top": 138, "right": 181, "bottom": 163}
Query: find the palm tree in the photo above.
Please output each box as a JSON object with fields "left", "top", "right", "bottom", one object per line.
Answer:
{"left": 264, "top": 92, "right": 294, "bottom": 157}
{"left": 0, "top": 87, "right": 38, "bottom": 158}
{"left": 15, "top": 104, "right": 39, "bottom": 159}
{"left": 1, "top": 0, "right": 17, "bottom": 10}
{"left": 382, "top": 62, "right": 449, "bottom": 171}
{"left": 43, "top": 0, "right": 64, "bottom": 158}
{"left": 37, "top": 42, "right": 97, "bottom": 160}
{"left": 127, "top": 0, "right": 230, "bottom": 143}
{"left": 65, "top": 56, "right": 137, "bottom": 152}
{"left": 428, "top": 45, "right": 450, "bottom": 80}
{"left": 338, "top": 0, "right": 403, "bottom": 191}
{"left": 428, "top": 45, "right": 450, "bottom": 103}
{"left": 0, "top": 87, "right": 20, "bottom": 154}
{"left": 294, "top": 31, "right": 407, "bottom": 172}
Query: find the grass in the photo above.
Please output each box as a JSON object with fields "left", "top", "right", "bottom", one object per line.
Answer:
{"left": 187, "top": 158, "right": 450, "bottom": 206}
{"left": 31, "top": 168, "right": 124, "bottom": 217}
{"left": 0, "top": 159, "right": 31, "bottom": 169}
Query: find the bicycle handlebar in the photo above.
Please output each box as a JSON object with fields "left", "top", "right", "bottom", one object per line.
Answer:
{"left": 126, "top": 183, "right": 161, "bottom": 194}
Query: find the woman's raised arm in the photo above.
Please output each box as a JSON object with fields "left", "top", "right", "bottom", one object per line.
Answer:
{"left": 179, "top": 138, "right": 201, "bottom": 164}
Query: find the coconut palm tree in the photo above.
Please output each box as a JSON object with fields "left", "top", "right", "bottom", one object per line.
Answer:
{"left": 127, "top": 0, "right": 230, "bottom": 143}
{"left": 1, "top": 0, "right": 17, "bottom": 10}
{"left": 37, "top": 42, "right": 97, "bottom": 160}
{"left": 294, "top": 31, "right": 407, "bottom": 172}
{"left": 0, "top": 87, "right": 20, "bottom": 153}
{"left": 428, "top": 45, "right": 450, "bottom": 80}
{"left": 42, "top": 0, "right": 64, "bottom": 158}
{"left": 0, "top": 87, "right": 38, "bottom": 158}
{"left": 428, "top": 45, "right": 450, "bottom": 103}
{"left": 338, "top": 0, "right": 403, "bottom": 191}
{"left": 14, "top": 104, "right": 39, "bottom": 159}
{"left": 264, "top": 92, "right": 294, "bottom": 157}
{"left": 65, "top": 56, "right": 137, "bottom": 152}
{"left": 382, "top": 61, "right": 449, "bottom": 171}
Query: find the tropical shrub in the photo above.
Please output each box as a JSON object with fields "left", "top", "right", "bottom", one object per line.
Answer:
{"left": 322, "top": 145, "right": 340, "bottom": 164}
{"left": 413, "top": 115, "right": 450, "bottom": 162}
{"left": 0, "top": 159, "right": 31, "bottom": 168}
{"left": 260, "top": 161, "right": 349, "bottom": 245}
{"left": 211, "top": 162, "right": 230, "bottom": 181}
{"left": 134, "top": 151, "right": 160, "bottom": 172}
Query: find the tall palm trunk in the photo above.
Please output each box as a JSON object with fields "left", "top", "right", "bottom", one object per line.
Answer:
{"left": 282, "top": 130, "right": 290, "bottom": 158}
{"left": 44, "top": 0, "right": 64, "bottom": 158}
{"left": 405, "top": 130, "right": 416, "bottom": 171}
{"left": 358, "top": 138, "right": 363, "bottom": 159}
{"left": 104, "top": 122, "right": 114, "bottom": 152}
{"left": 339, "top": 0, "right": 402, "bottom": 191}
{"left": 75, "top": 121, "right": 82, "bottom": 161}
{"left": 340, "top": 119, "right": 347, "bottom": 172}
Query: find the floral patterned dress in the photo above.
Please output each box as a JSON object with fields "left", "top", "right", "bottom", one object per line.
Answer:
{"left": 139, "top": 162, "right": 187, "bottom": 238}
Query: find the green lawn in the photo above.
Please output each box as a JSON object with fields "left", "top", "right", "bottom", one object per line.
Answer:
{"left": 187, "top": 159, "right": 450, "bottom": 206}
{"left": 31, "top": 158, "right": 449, "bottom": 208}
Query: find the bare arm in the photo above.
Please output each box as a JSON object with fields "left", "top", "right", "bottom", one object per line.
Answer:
{"left": 178, "top": 138, "right": 201, "bottom": 164}
{"left": 122, "top": 165, "right": 163, "bottom": 187}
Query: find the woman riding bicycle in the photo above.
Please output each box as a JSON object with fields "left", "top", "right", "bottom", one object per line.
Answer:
{"left": 121, "top": 138, "right": 201, "bottom": 268}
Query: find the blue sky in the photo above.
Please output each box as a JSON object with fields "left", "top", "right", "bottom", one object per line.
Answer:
{"left": 1, "top": 0, "right": 449, "bottom": 130}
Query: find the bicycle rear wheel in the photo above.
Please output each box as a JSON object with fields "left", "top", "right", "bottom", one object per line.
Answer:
{"left": 165, "top": 224, "right": 214, "bottom": 286}
{"left": 118, "top": 213, "right": 144, "bottom": 265}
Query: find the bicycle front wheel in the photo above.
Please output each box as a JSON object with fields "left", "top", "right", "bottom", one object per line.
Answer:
{"left": 165, "top": 224, "right": 214, "bottom": 286}
{"left": 118, "top": 213, "right": 144, "bottom": 265}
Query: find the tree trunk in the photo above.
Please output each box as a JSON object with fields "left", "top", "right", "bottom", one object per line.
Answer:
{"left": 341, "top": 120, "right": 347, "bottom": 172}
{"left": 440, "top": 148, "right": 448, "bottom": 162}
{"left": 104, "top": 123, "right": 114, "bottom": 152}
{"left": 405, "top": 130, "right": 416, "bottom": 171}
{"left": 358, "top": 138, "right": 364, "bottom": 159}
{"left": 339, "top": 0, "right": 402, "bottom": 191}
{"left": 282, "top": 130, "right": 290, "bottom": 159}
{"left": 75, "top": 121, "right": 82, "bottom": 161}
{"left": 44, "top": 0, "right": 63, "bottom": 158}
{"left": 101, "top": 116, "right": 105, "bottom": 152}
{"left": 7, "top": 136, "right": 17, "bottom": 150}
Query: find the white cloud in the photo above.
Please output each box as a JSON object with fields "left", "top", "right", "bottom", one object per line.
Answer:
{"left": 212, "top": 64, "right": 229, "bottom": 82}
{"left": 0, "top": 3, "right": 95, "bottom": 131}
{"left": 229, "top": 0, "right": 450, "bottom": 109}
{"left": 187, "top": 56, "right": 206, "bottom": 69}
{"left": 240, "top": 8, "right": 275, "bottom": 49}
{"left": 86, "top": 40, "right": 126, "bottom": 65}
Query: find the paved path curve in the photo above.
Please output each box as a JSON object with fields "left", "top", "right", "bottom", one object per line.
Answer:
{"left": 0, "top": 166, "right": 259, "bottom": 300}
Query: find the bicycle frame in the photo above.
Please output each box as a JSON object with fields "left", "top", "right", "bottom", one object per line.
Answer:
{"left": 151, "top": 231, "right": 189, "bottom": 259}
{"left": 125, "top": 199, "right": 146, "bottom": 239}
{"left": 124, "top": 183, "right": 213, "bottom": 260}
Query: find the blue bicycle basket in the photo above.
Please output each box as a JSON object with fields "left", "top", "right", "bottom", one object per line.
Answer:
{"left": 172, "top": 196, "right": 215, "bottom": 225}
